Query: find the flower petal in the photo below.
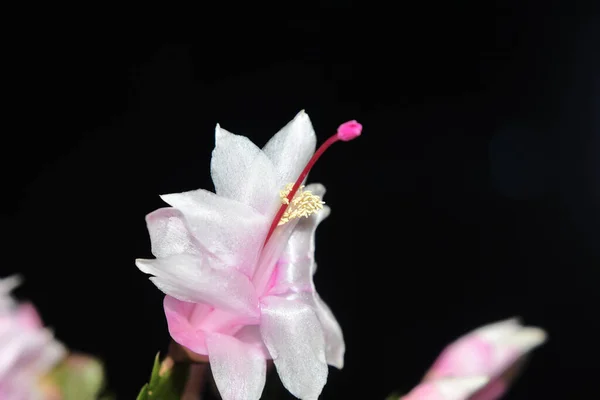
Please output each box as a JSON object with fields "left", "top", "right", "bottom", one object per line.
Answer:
{"left": 164, "top": 296, "right": 212, "bottom": 355}
{"left": 160, "top": 188, "right": 268, "bottom": 276}
{"left": 0, "top": 327, "right": 65, "bottom": 383}
{"left": 211, "top": 124, "right": 279, "bottom": 215}
{"left": 234, "top": 325, "right": 270, "bottom": 358}
{"left": 286, "top": 291, "right": 345, "bottom": 369}
{"left": 270, "top": 184, "right": 329, "bottom": 294}
{"left": 145, "top": 207, "right": 204, "bottom": 259}
{"left": 136, "top": 254, "right": 259, "bottom": 318}
{"left": 403, "top": 376, "right": 489, "bottom": 400}
{"left": 0, "top": 276, "right": 21, "bottom": 296}
{"left": 164, "top": 296, "right": 260, "bottom": 356}
{"left": 470, "top": 379, "right": 507, "bottom": 400}
{"left": 499, "top": 326, "right": 547, "bottom": 352}
{"left": 206, "top": 332, "right": 266, "bottom": 400}
{"left": 262, "top": 110, "right": 317, "bottom": 186}
{"left": 16, "top": 303, "right": 43, "bottom": 330}
{"left": 250, "top": 218, "right": 300, "bottom": 296}
{"left": 473, "top": 318, "right": 521, "bottom": 343}
{"left": 260, "top": 296, "right": 327, "bottom": 400}
{"left": 310, "top": 293, "right": 344, "bottom": 369}
{"left": 0, "top": 276, "right": 20, "bottom": 311}
{"left": 427, "top": 335, "right": 494, "bottom": 378}
{"left": 426, "top": 319, "right": 547, "bottom": 380}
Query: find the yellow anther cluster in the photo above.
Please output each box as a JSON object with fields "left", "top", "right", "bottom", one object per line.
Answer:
{"left": 278, "top": 183, "right": 325, "bottom": 226}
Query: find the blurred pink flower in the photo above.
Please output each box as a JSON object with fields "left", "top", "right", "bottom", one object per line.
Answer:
{"left": 0, "top": 276, "right": 66, "bottom": 400}
{"left": 136, "top": 112, "right": 361, "bottom": 400}
{"left": 426, "top": 318, "right": 546, "bottom": 380}
{"left": 403, "top": 318, "right": 546, "bottom": 400}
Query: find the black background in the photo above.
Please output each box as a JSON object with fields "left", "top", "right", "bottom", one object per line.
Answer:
{"left": 4, "top": 4, "right": 600, "bottom": 399}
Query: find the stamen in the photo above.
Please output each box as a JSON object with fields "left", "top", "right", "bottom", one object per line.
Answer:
{"left": 263, "top": 119, "right": 362, "bottom": 245}
{"left": 278, "top": 183, "right": 325, "bottom": 226}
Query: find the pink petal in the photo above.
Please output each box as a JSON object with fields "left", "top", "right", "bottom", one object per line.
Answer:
{"left": 427, "top": 336, "right": 495, "bottom": 378}
{"left": 16, "top": 303, "right": 43, "bottom": 330}
{"left": 260, "top": 296, "right": 327, "bottom": 400}
{"left": 403, "top": 376, "right": 489, "bottom": 400}
{"left": 164, "top": 296, "right": 212, "bottom": 355}
{"left": 206, "top": 332, "right": 266, "bottom": 400}
{"left": 0, "top": 327, "right": 65, "bottom": 382}
{"left": 426, "top": 319, "right": 547, "bottom": 380}
{"left": 470, "top": 378, "right": 507, "bottom": 400}
{"left": 211, "top": 125, "right": 280, "bottom": 216}
{"left": 136, "top": 254, "right": 260, "bottom": 318}
{"left": 164, "top": 296, "right": 259, "bottom": 356}
{"left": 0, "top": 277, "right": 65, "bottom": 398}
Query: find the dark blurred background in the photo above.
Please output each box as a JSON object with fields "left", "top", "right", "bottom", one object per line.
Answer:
{"left": 3, "top": 3, "right": 600, "bottom": 399}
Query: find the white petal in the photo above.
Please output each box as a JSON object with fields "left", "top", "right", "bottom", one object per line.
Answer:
{"left": 206, "top": 332, "right": 266, "bottom": 400}
{"left": 211, "top": 124, "right": 279, "bottom": 215}
{"left": 0, "top": 327, "right": 65, "bottom": 382}
{"left": 272, "top": 184, "right": 329, "bottom": 293}
{"left": 250, "top": 218, "right": 300, "bottom": 295}
{"left": 287, "top": 291, "right": 345, "bottom": 369}
{"left": 160, "top": 188, "right": 268, "bottom": 276}
{"left": 0, "top": 276, "right": 20, "bottom": 311}
{"left": 136, "top": 254, "right": 259, "bottom": 318}
{"left": 262, "top": 110, "right": 317, "bottom": 186}
{"left": 0, "top": 275, "right": 21, "bottom": 295}
{"left": 311, "top": 293, "right": 344, "bottom": 369}
{"left": 27, "top": 335, "right": 66, "bottom": 376}
{"left": 474, "top": 318, "right": 521, "bottom": 344}
{"left": 501, "top": 326, "right": 547, "bottom": 352}
{"left": 260, "top": 296, "right": 327, "bottom": 400}
{"left": 145, "top": 208, "right": 204, "bottom": 259}
{"left": 234, "top": 325, "right": 270, "bottom": 358}
{"left": 284, "top": 184, "right": 328, "bottom": 269}
{"left": 304, "top": 183, "right": 326, "bottom": 198}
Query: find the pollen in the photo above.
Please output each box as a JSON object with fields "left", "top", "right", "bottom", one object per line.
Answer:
{"left": 278, "top": 183, "right": 325, "bottom": 226}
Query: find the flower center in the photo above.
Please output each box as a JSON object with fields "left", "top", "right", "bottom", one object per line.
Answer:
{"left": 278, "top": 183, "right": 325, "bottom": 226}
{"left": 263, "top": 119, "right": 363, "bottom": 246}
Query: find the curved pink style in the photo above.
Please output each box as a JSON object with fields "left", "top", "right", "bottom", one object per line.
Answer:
{"left": 136, "top": 111, "right": 359, "bottom": 400}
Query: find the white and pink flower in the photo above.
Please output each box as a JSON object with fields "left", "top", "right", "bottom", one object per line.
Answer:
{"left": 402, "top": 318, "right": 547, "bottom": 400}
{"left": 136, "top": 111, "right": 362, "bottom": 399}
{"left": 0, "top": 276, "right": 66, "bottom": 400}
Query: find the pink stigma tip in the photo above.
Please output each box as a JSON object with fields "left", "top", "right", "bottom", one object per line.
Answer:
{"left": 337, "top": 120, "right": 362, "bottom": 141}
